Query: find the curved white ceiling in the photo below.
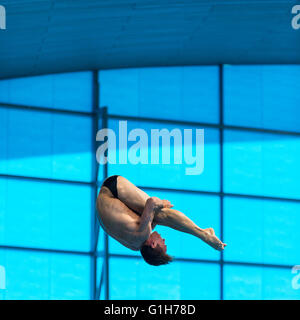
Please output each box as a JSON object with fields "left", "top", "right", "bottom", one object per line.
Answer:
{"left": 0, "top": 0, "right": 299, "bottom": 79}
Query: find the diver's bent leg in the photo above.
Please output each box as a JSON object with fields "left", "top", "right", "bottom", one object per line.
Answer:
{"left": 116, "top": 176, "right": 150, "bottom": 215}
{"left": 115, "top": 176, "right": 199, "bottom": 230}
{"left": 115, "top": 176, "right": 166, "bottom": 229}
{"left": 154, "top": 208, "right": 205, "bottom": 237}
{"left": 154, "top": 207, "right": 226, "bottom": 251}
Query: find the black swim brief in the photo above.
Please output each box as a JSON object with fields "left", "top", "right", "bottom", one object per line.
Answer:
{"left": 102, "top": 175, "right": 141, "bottom": 216}
{"left": 102, "top": 175, "right": 120, "bottom": 198}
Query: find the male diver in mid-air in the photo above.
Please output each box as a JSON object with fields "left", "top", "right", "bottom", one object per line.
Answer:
{"left": 97, "top": 175, "right": 227, "bottom": 266}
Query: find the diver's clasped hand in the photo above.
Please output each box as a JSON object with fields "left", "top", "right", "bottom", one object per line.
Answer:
{"left": 146, "top": 196, "right": 174, "bottom": 213}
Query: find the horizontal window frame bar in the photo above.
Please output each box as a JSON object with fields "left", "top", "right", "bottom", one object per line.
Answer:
{"left": 0, "top": 244, "right": 93, "bottom": 256}
{"left": 222, "top": 260, "right": 295, "bottom": 270}
{"left": 0, "top": 173, "right": 96, "bottom": 187}
{"left": 105, "top": 113, "right": 300, "bottom": 137}
{"left": 108, "top": 253, "right": 295, "bottom": 270}
{"left": 0, "top": 102, "right": 96, "bottom": 117}
{"left": 0, "top": 174, "right": 298, "bottom": 203}
{"left": 0, "top": 245, "right": 294, "bottom": 270}
{"left": 109, "top": 253, "right": 219, "bottom": 264}
{"left": 1, "top": 103, "right": 299, "bottom": 136}
{"left": 137, "top": 185, "right": 300, "bottom": 203}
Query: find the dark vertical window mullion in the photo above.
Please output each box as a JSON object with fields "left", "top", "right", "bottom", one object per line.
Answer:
{"left": 101, "top": 106, "right": 110, "bottom": 300}
{"left": 219, "top": 64, "right": 224, "bottom": 300}
{"left": 91, "top": 71, "right": 100, "bottom": 300}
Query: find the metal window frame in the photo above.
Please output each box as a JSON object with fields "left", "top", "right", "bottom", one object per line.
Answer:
{"left": 0, "top": 66, "right": 299, "bottom": 301}
{"left": 97, "top": 64, "right": 300, "bottom": 300}
{"left": 0, "top": 70, "right": 100, "bottom": 300}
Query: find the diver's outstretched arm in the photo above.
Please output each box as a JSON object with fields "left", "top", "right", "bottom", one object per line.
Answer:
{"left": 154, "top": 207, "right": 227, "bottom": 251}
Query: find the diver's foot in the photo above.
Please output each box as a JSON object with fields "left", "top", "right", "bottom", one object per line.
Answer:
{"left": 203, "top": 228, "right": 227, "bottom": 251}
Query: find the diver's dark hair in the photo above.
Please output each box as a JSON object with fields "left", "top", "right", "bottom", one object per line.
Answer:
{"left": 140, "top": 244, "right": 173, "bottom": 266}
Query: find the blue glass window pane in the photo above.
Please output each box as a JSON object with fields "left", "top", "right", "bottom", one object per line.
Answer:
{"left": 224, "top": 265, "right": 300, "bottom": 300}
{"left": 0, "top": 249, "right": 90, "bottom": 300}
{"left": 224, "top": 65, "right": 300, "bottom": 132}
{"left": 0, "top": 72, "right": 93, "bottom": 112}
{"left": 109, "top": 189, "right": 220, "bottom": 261}
{"left": 103, "top": 119, "right": 219, "bottom": 192}
{"left": 97, "top": 170, "right": 105, "bottom": 184}
{"left": 0, "top": 178, "right": 92, "bottom": 251}
{"left": 224, "top": 197, "right": 300, "bottom": 266}
{"left": 110, "top": 258, "right": 220, "bottom": 299}
{"left": 109, "top": 237, "right": 139, "bottom": 256}
{"left": 96, "top": 116, "right": 105, "bottom": 183}
{"left": 224, "top": 130, "right": 300, "bottom": 199}
{"left": 97, "top": 227, "right": 106, "bottom": 254}
{"left": 96, "top": 257, "right": 105, "bottom": 299}
{"left": 100, "top": 287, "right": 106, "bottom": 300}
{"left": 99, "top": 66, "right": 219, "bottom": 123}
{"left": 0, "top": 108, "right": 93, "bottom": 182}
